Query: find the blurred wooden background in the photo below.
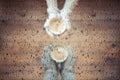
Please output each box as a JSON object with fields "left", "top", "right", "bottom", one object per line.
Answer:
{"left": 0, "top": 0, "right": 120, "bottom": 80}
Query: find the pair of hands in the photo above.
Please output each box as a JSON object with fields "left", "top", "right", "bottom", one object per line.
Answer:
{"left": 44, "top": 0, "right": 78, "bottom": 37}
{"left": 41, "top": 44, "right": 76, "bottom": 80}
{"left": 44, "top": 9, "right": 71, "bottom": 37}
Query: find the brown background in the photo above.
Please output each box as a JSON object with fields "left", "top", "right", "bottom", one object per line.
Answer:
{"left": 0, "top": 0, "right": 120, "bottom": 80}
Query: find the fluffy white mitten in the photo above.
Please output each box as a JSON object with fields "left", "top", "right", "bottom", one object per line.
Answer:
{"left": 44, "top": 0, "right": 62, "bottom": 37}
{"left": 44, "top": 0, "right": 60, "bottom": 28}
{"left": 60, "top": 0, "right": 78, "bottom": 30}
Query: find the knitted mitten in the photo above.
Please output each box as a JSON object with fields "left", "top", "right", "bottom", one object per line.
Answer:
{"left": 41, "top": 44, "right": 58, "bottom": 80}
{"left": 61, "top": 46, "right": 76, "bottom": 80}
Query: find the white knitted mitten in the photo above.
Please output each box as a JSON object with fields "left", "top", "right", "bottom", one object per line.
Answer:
{"left": 44, "top": 0, "right": 60, "bottom": 28}
{"left": 60, "top": 0, "right": 78, "bottom": 30}
{"left": 44, "top": 0, "right": 62, "bottom": 37}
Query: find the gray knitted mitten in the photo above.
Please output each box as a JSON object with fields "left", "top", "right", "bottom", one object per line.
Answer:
{"left": 61, "top": 46, "right": 76, "bottom": 80}
{"left": 41, "top": 45, "right": 58, "bottom": 80}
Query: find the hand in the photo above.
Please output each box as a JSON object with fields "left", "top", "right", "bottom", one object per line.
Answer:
{"left": 41, "top": 45, "right": 58, "bottom": 80}
{"left": 60, "top": 9, "right": 71, "bottom": 30}
{"left": 44, "top": 5, "right": 62, "bottom": 37}
{"left": 60, "top": 46, "right": 76, "bottom": 80}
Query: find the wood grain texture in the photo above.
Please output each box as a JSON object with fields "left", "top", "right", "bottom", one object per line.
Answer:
{"left": 0, "top": 0, "right": 120, "bottom": 80}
